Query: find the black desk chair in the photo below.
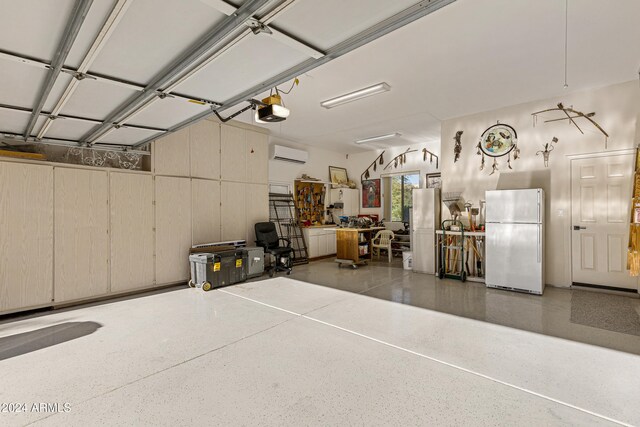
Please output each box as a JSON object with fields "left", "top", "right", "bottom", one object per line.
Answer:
{"left": 255, "top": 222, "right": 293, "bottom": 277}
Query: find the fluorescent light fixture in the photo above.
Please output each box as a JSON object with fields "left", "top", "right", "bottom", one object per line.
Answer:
{"left": 355, "top": 132, "right": 401, "bottom": 144}
{"left": 321, "top": 82, "right": 391, "bottom": 109}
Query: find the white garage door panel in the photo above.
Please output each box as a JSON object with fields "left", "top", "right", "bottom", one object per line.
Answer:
{"left": 175, "top": 35, "right": 308, "bottom": 103}
{"left": 46, "top": 118, "right": 97, "bottom": 141}
{"left": 88, "top": 0, "right": 228, "bottom": 83}
{"left": 0, "top": 62, "right": 47, "bottom": 108}
{"left": 60, "top": 79, "right": 139, "bottom": 121}
{"left": 0, "top": 108, "right": 30, "bottom": 135}
{"left": 98, "top": 126, "right": 162, "bottom": 146}
{"left": 129, "top": 96, "right": 210, "bottom": 129}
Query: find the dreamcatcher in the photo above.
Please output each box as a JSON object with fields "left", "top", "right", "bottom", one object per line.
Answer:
{"left": 476, "top": 123, "right": 519, "bottom": 175}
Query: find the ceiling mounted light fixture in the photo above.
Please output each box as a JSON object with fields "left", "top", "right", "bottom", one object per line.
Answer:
{"left": 321, "top": 82, "right": 391, "bottom": 109}
{"left": 355, "top": 132, "right": 401, "bottom": 144}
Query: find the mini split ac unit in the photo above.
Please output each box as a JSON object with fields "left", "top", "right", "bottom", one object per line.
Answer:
{"left": 270, "top": 145, "right": 308, "bottom": 164}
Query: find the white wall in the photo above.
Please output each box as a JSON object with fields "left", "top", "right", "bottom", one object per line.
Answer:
{"left": 268, "top": 137, "right": 350, "bottom": 189}
{"left": 440, "top": 80, "right": 640, "bottom": 287}
{"left": 347, "top": 142, "right": 441, "bottom": 220}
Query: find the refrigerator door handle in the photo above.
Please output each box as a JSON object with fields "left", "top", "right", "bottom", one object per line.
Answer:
{"left": 537, "top": 224, "right": 541, "bottom": 263}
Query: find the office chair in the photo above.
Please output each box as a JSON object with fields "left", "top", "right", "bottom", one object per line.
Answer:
{"left": 254, "top": 222, "right": 294, "bottom": 277}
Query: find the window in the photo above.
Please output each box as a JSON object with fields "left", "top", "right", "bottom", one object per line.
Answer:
{"left": 391, "top": 173, "right": 419, "bottom": 222}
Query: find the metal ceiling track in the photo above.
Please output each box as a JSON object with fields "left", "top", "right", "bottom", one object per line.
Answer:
{"left": 0, "top": 103, "right": 167, "bottom": 133}
{"left": 35, "top": 0, "right": 134, "bottom": 140}
{"left": 132, "top": 0, "right": 457, "bottom": 149}
{"left": 23, "top": 0, "right": 94, "bottom": 139}
{"left": 0, "top": 50, "right": 221, "bottom": 112}
{"left": 79, "top": 0, "right": 275, "bottom": 145}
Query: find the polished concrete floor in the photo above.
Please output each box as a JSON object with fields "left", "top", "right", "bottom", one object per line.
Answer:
{"left": 1, "top": 261, "right": 639, "bottom": 425}
{"left": 288, "top": 258, "right": 640, "bottom": 356}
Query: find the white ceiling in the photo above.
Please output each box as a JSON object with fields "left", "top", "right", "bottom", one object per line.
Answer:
{"left": 234, "top": 0, "right": 640, "bottom": 153}
{"left": 0, "top": 0, "right": 638, "bottom": 150}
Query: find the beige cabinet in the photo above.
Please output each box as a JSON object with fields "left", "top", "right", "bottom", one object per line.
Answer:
{"left": 0, "top": 162, "right": 54, "bottom": 313}
{"left": 245, "top": 184, "right": 269, "bottom": 245}
{"left": 192, "top": 178, "right": 221, "bottom": 245}
{"left": 246, "top": 130, "right": 268, "bottom": 184}
{"left": 54, "top": 168, "right": 109, "bottom": 302}
{"left": 154, "top": 127, "right": 190, "bottom": 176}
{"left": 221, "top": 181, "right": 246, "bottom": 241}
{"left": 109, "top": 172, "right": 154, "bottom": 293}
{"left": 155, "top": 176, "right": 192, "bottom": 284}
{"left": 221, "top": 124, "right": 246, "bottom": 182}
{"left": 190, "top": 120, "right": 220, "bottom": 179}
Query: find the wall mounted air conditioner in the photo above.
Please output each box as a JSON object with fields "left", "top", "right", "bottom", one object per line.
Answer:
{"left": 271, "top": 145, "right": 308, "bottom": 164}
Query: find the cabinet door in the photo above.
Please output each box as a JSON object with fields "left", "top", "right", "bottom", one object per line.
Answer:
{"left": 190, "top": 120, "right": 220, "bottom": 179}
{"left": 192, "top": 178, "right": 221, "bottom": 245}
{"left": 221, "top": 124, "right": 246, "bottom": 182}
{"left": 327, "top": 231, "right": 337, "bottom": 255}
{"left": 221, "top": 181, "right": 246, "bottom": 241}
{"left": 154, "top": 127, "right": 190, "bottom": 176}
{"left": 55, "top": 168, "right": 109, "bottom": 302}
{"left": 308, "top": 235, "right": 320, "bottom": 258}
{"left": 318, "top": 233, "right": 329, "bottom": 257}
{"left": 155, "top": 176, "right": 192, "bottom": 284}
{"left": 246, "top": 184, "right": 268, "bottom": 245}
{"left": 246, "top": 130, "right": 268, "bottom": 184}
{"left": 110, "top": 172, "right": 154, "bottom": 293}
{"left": 0, "top": 162, "right": 53, "bottom": 312}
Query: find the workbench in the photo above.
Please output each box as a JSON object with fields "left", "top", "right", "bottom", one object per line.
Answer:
{"left": 435, "top": 230, "right": 486, "bottom": 283}
{"left": 335, "top": 227, "right": 384, "bottom": 268}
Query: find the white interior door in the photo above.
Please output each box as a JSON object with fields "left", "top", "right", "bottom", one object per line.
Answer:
{"left": 571, "top": 154, "right": 637, "bottom": 290}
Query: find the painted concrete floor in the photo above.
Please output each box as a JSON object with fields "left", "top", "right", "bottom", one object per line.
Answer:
{"left": 1, "top": 271, "right": 640, "bottom": 425}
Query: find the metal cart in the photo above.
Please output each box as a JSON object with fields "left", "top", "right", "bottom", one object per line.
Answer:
{"left": 438, "top": 220, "right": 467, "bottom": 282}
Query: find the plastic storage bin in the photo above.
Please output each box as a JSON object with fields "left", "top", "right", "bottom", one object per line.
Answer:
{"left": 188, "top": 250, "right": 248, "bottom": 291}
{"left": 402, "top": 250, "right": 413, "bottom": 270}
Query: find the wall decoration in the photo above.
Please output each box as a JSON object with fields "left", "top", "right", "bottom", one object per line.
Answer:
{"left": 361, "top": 179, "right": 381, "bottom": 208}
{"left": 453, "top": 131, "right": 463, "bottom": 162}
{"left": 426, "top": 173, "right": 442, "bottom": 189}
{"left": 536, "top": 137, "right": 558, "bottom": 167}
{"left": 329, "top": 166, "right": 349, "bottom": 187}
{"left": 476, "top": 123, "right": 519, "bottom": 175}
{"left": 360, "top": 151, "right": 385, "bottom": 181}
{"left": 531, "top": 102, "right": 609, "bottom": 147}
{"left": 383, "top": 147, "right": 439, "bottom": 170}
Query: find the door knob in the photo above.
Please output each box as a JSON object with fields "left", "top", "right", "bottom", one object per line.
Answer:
{"left": 573, "top": 226, "right": 586, "bottom": 230}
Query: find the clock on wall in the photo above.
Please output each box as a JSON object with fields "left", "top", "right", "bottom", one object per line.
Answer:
{"left": 476, "top": 123, "right": 520, "bottom": 175}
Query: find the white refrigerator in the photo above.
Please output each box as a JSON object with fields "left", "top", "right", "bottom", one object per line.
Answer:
{"left": 411, "top": 188, "right": 441, "bottom": 274}
{"left": 485, "top": 189, "right": 545, "bottom": 295}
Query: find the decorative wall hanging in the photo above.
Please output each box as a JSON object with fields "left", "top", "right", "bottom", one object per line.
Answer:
{"left": 423, "top": 148, "right": 439, "bottom": 169}
{"left": 64, "top": 147, "right": 143, "bottom": 170}
{"left": 360, "top": 151, "right": 385, "bottom": 181}
{"left": 361, "top": 179, "right": 381, "bottom": 208}
{"left": 453, "top": 131, "right": 463, "bottom": 162}
{"left": 426, "top": 173, "right": 442, "bottom": 189}
{"left": 531, "top": 103, "right": 609, "bottom": 147}
{"left": 382, "top": 147, "right": 439, "bottom": 171}
{"left": 476, "top": 123, "right": 519, "bottom": 175}
{"left": 536, "top": 137, "right": 558, "bottom": 167}
{"left": 329, "top": 166, "right": 349, "bottom": 188}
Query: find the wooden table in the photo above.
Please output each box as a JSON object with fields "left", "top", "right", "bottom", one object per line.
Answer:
{"left": 335, "top": 227, "right": 384, "bottom": 268}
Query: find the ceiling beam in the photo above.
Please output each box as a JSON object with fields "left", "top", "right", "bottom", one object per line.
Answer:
{"left": 132, "top": 0, "right": 456, "bottom": 149}
{"left": 36, "top": 0, "right": 134, "bottom": 140}
{"left": 80, "top": 0, "right": 275, "bottom": 145}
{"left": 23, "top": 0, "right": 94, "bottom": 139}
{"left": 0, "top": 49, "right": 221, "bottom": 107}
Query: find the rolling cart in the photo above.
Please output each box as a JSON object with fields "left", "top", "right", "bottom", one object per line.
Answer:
{"left": 438, "top": 220, "right": 467, "bottom": 282}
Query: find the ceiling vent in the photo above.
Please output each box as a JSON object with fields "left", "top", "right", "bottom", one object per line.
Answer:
{"left": 271, "top": 145, "right": 308, "bottom": 164}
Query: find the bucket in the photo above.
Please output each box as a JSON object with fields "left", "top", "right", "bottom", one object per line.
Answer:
{"left": 402, "top": 251, "right": 413, "bottom": 270}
